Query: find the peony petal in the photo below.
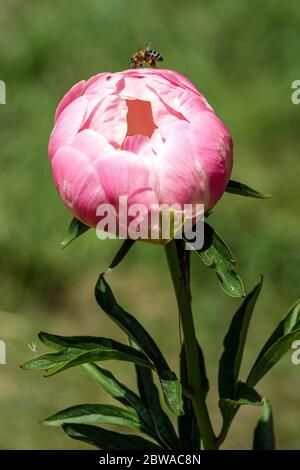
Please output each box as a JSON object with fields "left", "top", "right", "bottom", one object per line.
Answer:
{"left": 85, "top": 72, "right": 123, "bottom": 99}
{"left": 49, "top": 96, "right": 88, "bottom": 159}
{"left": 122, "top": 68, "right": 200, "bottom": 94}
{"left": 145, "top": 80, "right": 187, "bottom": 125}
{"left": 189, "top": 113, "right": 233, "bottom": 208}
{"left": 177, "top": 89, "right": 213, "bottom": 122}
{"left": 88, "top": 94, "right": 128, "bottom": 148}
{"left": 52, "top": 145, "right": 106, "bottom": 227}
{"left": 72, "top": 129, "right": 114, "bottom": 165}
{"left": 122, "top": 135, "right": 155, "bottom": 157}
{"left": 54, "top": 80, "right": 87, "bottom": 124}
{"left": 147, "top": 68, "right": 200, "bottom": 94}
{"left": 153, "top": 122, "right": 208, "bottom": 209}
{"left": 98, "top": 149, "right": 159, "bottom": 209}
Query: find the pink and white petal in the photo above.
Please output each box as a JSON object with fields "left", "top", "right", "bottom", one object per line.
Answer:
{"left": 147, "top": 75, "right": 213, "bottom": 120}
{"left": 145, "top": 77, "right": 184, "bottom": 110}
{"left": 190, "top": 112, "right": 233, "bottom": 177}
{"left": 85, "top": 72, "right": 123, "bottom": 98}
{"left": 98, "top": 150, "right": 159, "bottom": 209}
{"left": 148, "top": 68, "right": 200, "bottom": 94}
{"left": 150, "top": 120, "right": 191, "bottom": 154}
{"left": 122, "top": 135, "right": 155, "bottom": 157}
{"left": 88, "top": 95, "right": 128, "bottom": 148}
{"left": 77, "top": 95, "right": 105, "bottom": 132}
{"left": 118, "top": 76, "right": 155, "bottom": 101}
{"left": 124, "top": 68, "right": 201, "bottom": 95}
{"left": 146, "top": 82, "right": 187, "bottom": 127}
{"left": 127, "top": 68, "right": 200, "bottom": 95}
{"left": 188, "top": 115, "right": 233, "bottom": 209}
{"left": 51, "top": 145, "right": 106, "bottom": 227}
{"left": 72, "top": 129, "right": 114, "bottom": 166}
{"left": 49, "top": 95, "right": 89, "bottom": 159}
{"left": 154, "top": 127, "right": 207, "bottom": 208}
{"left": 54, "top": 80, "right": 87, "bottom": 123}
{"left": 178, "top": 89, "right": 213, "bottom": 122}
{"left": 195, "top": 148, "right": 228, "bottom": 210}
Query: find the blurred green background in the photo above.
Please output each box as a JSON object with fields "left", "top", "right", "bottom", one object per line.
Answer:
{"left": 0, "top": 0, "right": 299, "bottom": 450}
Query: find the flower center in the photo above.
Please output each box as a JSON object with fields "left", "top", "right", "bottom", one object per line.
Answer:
{"left": 126, "top": 99, "right": 157, "bottom": 138}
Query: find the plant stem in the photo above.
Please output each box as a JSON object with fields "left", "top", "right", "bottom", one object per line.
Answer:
{"left": 165, "top": 239, "right": 217, "bottom": 450}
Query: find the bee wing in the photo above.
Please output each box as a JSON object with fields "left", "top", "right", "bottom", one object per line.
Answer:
{"left": 144, "top": 41, "right": 151, "bottom": 51}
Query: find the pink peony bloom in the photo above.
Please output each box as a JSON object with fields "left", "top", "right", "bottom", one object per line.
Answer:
{"left": 49, "top": 68, "right": 232, "bottom": 235}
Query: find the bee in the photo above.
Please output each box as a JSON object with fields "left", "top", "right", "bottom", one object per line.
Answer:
{"left": 129, "top": 43, "right": 163, "bottom": 69}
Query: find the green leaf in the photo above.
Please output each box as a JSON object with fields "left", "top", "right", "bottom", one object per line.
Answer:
{"left": 225, "top": 180, "right": 271, "bottom": 199}
{"left": 108, "top": 239, "right": 135, "bottom": 270}
{"left": 195, "top": 222, "right": 245, "bottom": 298}
{"left": 219, "top": 278, "right": 263, "bottom": 400}
{"left": 253, "top": 400, "right": 275, "bottom": 449}
{"left": 159, "top": 379, "right": 183, "bottom": 417}
{"left": 61, "top": 217, "right": 90, "bottom": 248}
{"left": 82, "top": 363, "right": 153, "bottom": 431}
{"left": 129, "top": 339, "right": 179, "bottom": 450}
{"left": 219, "top": 381, "right": 262, "bottom": 407}
{"left": 95, "top": 274, "right": 183, "bottom": 416}
{"left": 218, "top": 381, "right": 262, "bottom": 439}
{"left": 63, "top": 423, "right": 162, "bottom": 450}
{"left": 21, "top": 333, "right": 153, "bottom": 375}
{"left": 43, "top": 403, "right": 145, "bottom": 433}
{"left": 247, "top": 300, "right": 300, "bottom": 387}
{"left": 178, "top": 345, "right": 201, "bottom": 450}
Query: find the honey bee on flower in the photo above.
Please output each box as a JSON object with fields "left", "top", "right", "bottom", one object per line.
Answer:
{"left": 129, "top": 42, "right": 163, "bottom": 69}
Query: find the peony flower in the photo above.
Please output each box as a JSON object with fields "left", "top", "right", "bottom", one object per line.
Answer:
{"left": 48, "top": 68, "right": 232, "bottom": 238}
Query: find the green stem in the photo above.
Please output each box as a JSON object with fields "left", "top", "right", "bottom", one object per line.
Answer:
{"left": 165, "top": 239, "right": 217, "bottom": 450}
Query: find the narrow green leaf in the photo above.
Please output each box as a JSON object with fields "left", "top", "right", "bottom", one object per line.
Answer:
{"left": 82, "top": 363, "right": 153, "bottom": 431}
{"left": 63, "top": 423, "right": 162, "bottom": 450}
{"left": 217, "top": 280, "right": 263, "bottom": 438}
{"left": 178, "top": 345, "right": 201, "bottom": 450}
{"left": 219, "top": 381, "right": 262, "bottom": 407}
{"left": 39, "top": 332, "right": 152, "bottom": 358}
{"left": 225, "top": 180, "right": 271, "bottom": 199}
{"left": 218, "top": 381, "right": 262, "bottom": 438}
{"left": 21, "top": 334, "right": 153, "bottom": 375}
{"left": 129, "top": 339, "right": 179, "bottom": 450}
{"left": 247, "top": 300, "right": 300, "bottom": 387}
{"left": 20, "top": 352, "right": 68, "bottom": 371}
{"left": 95, "top": 275, "right": 183, "bottom": 416}
{"left": 195, "top": 223, "right": 245, "bottom": 298}
{"left": 136, "top": 367, "right": 179, "bottom": 450}
{"left": 61, "top": 217, "right": 90, "bottom": 248}
{"left": 43, "top": 403, "right": 145, "bottom": 433}
{"left": 253, "top": 400, "right": 275, "bottom": 449}
{"left": 22, "top": 349, "right": 152, "bottom": 376}
{"left": 259, "top": 300, "right": 300, "bottom": 351}
{"left": 219, "top": 278, "right": 263, "bottom": 400}
{"left": 247, "top": 329, "right": 300, "bottom": 387}
{"left": 108, "top": 239, "right": 135, "bottom": 271}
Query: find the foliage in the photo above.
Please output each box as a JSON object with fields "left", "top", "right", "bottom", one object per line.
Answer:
{"left": 22, "top": 184, "right": 300, "bottom": 448}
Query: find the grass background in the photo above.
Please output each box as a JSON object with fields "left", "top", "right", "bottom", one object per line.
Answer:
{"left": 0, "top": 0, "right": 299, "bottom": 449}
